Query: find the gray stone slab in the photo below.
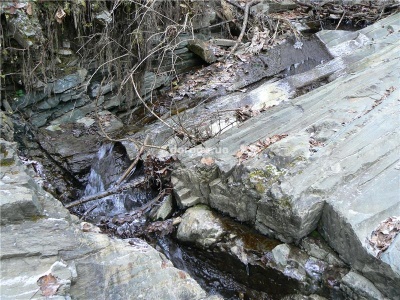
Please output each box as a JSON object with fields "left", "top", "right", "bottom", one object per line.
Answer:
{"left": 172, "top": 14, "right": 400, "bottom": 298}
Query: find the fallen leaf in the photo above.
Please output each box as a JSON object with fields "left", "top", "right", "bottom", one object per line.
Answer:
{"left": 55, "top": 8, "right": 66, "bottom": 24}
{"left": 178, "top": 271, "right": 187, "bottom": 279}
{"left": 26, "top": 2, "right": 33, "bottom": 15}
{"left": 7, "top": 6, "right": 16, "bottom": 14}
{"left": 368, "top": 216, "right": 400, "bottom": 258}
{"left": 235, "top": 134, "right": 288, "bottom": 163}
{"left": 37, "top": 273, "right": 61, "bottom": 297}
{"left": 200, "top": 157, "right": 215, "bottom": 166}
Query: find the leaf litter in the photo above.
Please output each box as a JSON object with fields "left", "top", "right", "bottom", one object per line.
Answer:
{"left": 235, "top": 134, "right": 288, "bottom": 163}
{"left": 368, "top": 216, "right": 400, "bottom": 258}
{"left": 37, "top": 273, "right": 61, "bottom": 297}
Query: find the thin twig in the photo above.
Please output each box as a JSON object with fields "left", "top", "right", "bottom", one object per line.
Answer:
{"left": 136, "top": 190, "right": 166, "bottom": 214}
{"left": 225, "top": 0, "right": 262, "bottom": 60}
{"left": 335, "top": 11, "right": 346, "bottom": 30}
{"left": 115, "top": 134, "right": 150, "bottom": 186}
{"left": 80, "top": 204, "right": 98, "bottom": 220}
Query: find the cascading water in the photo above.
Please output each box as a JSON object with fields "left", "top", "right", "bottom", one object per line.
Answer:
{"left": 81, "top": 143, "right": 150, "bottom": 221}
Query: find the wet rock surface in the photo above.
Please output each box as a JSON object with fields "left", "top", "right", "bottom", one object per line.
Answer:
{"left": 0, "top": 138, "right": 212, "bottom": 300}
{"left": 174, "top": 205, "right": 349, "bottom": 299}
{"left": 37, "top": 111, "right": 124, "bottom": 181}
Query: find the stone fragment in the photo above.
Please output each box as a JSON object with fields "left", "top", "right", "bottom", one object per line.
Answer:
{"left": 187, "top": 39, "right": 217, "bottom": 64}
{"left": 89, "top": 81, "right": 116, "bottom": 98}
{"left": 12, "top": 92, "right": 46, "bottom": 110}
{"left": 0, "top": 140, "right": 42, "bottom": 225}
{"left": 6, "top": 7, "right": 44, "bottom": 49}
{"left": 251, "top": 0, "right": 297, "bottom": 15}
{"left": 150, "top": 194, "right": 174, "bottom": 221}
{"left": 340, "top": 271, "right": 384, "bottom": 300}
{"left": 37, "top": 95, "right": 61, "bottom": 110}
{"left": 0, "top": 112, "right": 14, "bottom": 142}
{"left": 301, "top": 236, "right": 346, "bottom": 267}
{"left": 177, "top": 205, "right": 225, "bottom": 247}
{"left": 272, "top": 244, "right": 291, "bottom": 267}
{"left": 52, "top": 69, "right": 87, "bottom": 94}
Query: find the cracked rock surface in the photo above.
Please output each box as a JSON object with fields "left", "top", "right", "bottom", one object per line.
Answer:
{"left": 0, "top": 125, "right": 211, "bottom": 299}
{"left": 172, "top": 14, "right": 400, "bottom": 299}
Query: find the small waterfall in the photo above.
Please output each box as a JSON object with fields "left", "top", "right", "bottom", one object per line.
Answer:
{"left": 81, "top": 143, "right": 149, "bottom": 221}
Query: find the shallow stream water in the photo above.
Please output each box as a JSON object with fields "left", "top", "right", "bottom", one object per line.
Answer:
{"left": 80, "top": 143, "right": 297, "bottom": 299}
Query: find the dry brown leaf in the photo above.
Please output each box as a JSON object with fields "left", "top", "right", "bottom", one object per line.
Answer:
{"left": 235, "top": 134, "right": 288, "bottom": 163}
{"left": 7, "top": 6, "right": 16, "bottom": 14}
{"left": 55, "top": 8, "right": 66, "bottom": 24}
{"left": 37, "top": 273, "right": 61, "bottom": 297}
{"left": 161, "top": 261, "right": 168, "bottom": 269}
{"left": 26, "top": 2, "right": 33, "bottom": 15}
{"left": 369, "top": 216, "right": 400, "bottom": 258}
{"left": 178, "top": 270, "right": 187, "bottom": 279}
{"left": 201, "top": 157, "right": 215, "bottom": 166}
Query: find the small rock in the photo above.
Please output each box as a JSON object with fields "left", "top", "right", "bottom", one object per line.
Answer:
{"left": 52, "top": 69, "right": 87, "bottom": 94}
{"left": 89, "top": 81, "right": 116, "bottom": 98}
{"left": 150, "top": 194, "right": 174, "bottom": 221}
{"left": 187, "top": 39, "right": 217, "bottom": 64}
{"left": 76, "top": 116, "right": 96, "bottom": 128}
{"left": 177, "top": 205, "right": 225, "bottom": 247}
{"left": 272, "top": 244, "right": 291, "bottom": 267}
{"left": 80, "top": 222, "right": 101, "bottom": 233}
{"left": 95, "top": 10, "right": 112, "bottom": 25}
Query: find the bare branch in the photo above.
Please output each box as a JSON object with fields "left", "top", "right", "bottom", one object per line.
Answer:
{"left": 65, "top": 178, "right": 146, "bottom": 209}
{"left": 225, "top": 0, "right": 262, "bottom": 60}
{"left": 115, "top": 134, "right": 150, "bottom": 186}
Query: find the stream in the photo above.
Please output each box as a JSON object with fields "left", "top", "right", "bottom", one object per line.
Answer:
{"left": 53, "top": 31, "right": 348, "bottom": 299}
{"left": 73, "top": 141, "right": 347, "bottom": 300}
{"left": 79, "top": 143, "right": 288, "bottom": 299}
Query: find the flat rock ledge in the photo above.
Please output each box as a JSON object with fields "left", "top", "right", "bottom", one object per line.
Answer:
{"left": 0, "top": 133, "right": 213, "bottom": 299}
{"left": 171, "top": 14, "right": 400, "bottom": 299}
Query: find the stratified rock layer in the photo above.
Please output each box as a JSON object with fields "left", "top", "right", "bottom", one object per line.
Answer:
{"left": 0, "top": 137, "right": 210, "bottom": 300}
{"left": 172, "top": 14, "right": 400, "bottom": 299}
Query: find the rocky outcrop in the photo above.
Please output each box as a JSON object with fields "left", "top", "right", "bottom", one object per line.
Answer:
{"left": 0, "top": 131, "right": 213, "bottom": 299}
{"left": 37, "top": 111, "right": 124, "bottom": 180}
{"left": 121, "top": 35, "right": 333, "bottom": 161}
{"left": 171, "top": 14, "right": 400, "bottom": 299}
